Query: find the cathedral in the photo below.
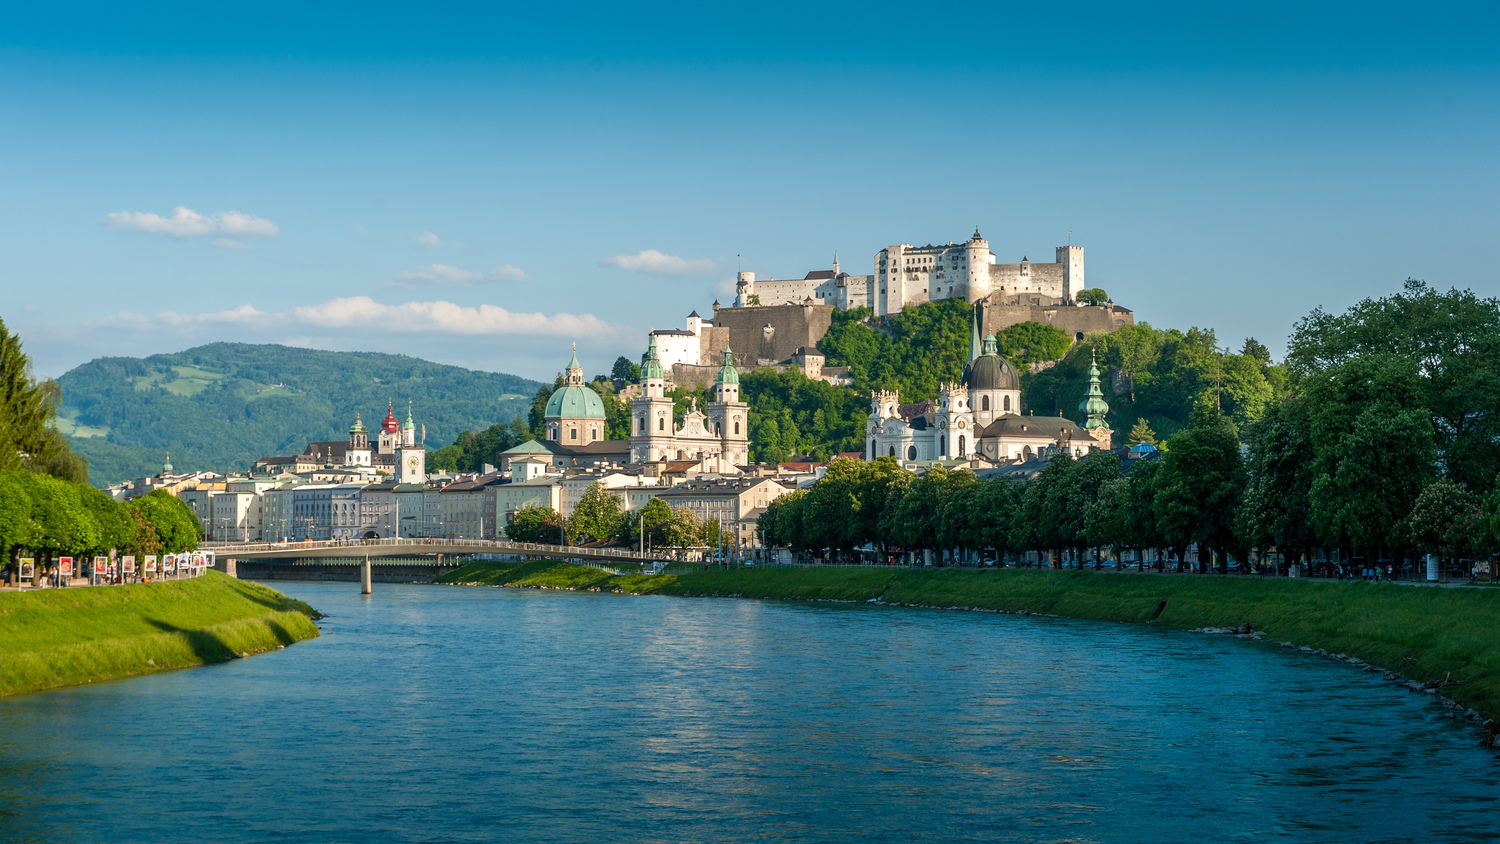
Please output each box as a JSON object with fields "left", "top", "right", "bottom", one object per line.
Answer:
{"left": 866, "top": 306, "right": 1112, "bottom": 464}
{"left": 629, "top": 337, "right": 748, "bottom": 472}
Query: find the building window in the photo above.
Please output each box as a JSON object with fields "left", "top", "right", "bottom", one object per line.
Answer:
{"left": 958, "top": 435, "right": 966, "bottom": 457}
{"left": 940, "top": 435, "right": 946, "bottom": 454}
{"left": 888, "top": 446, "right": 896, "bottom": 457}
{"left": 570, "top": 428, "right": 577, "bottom": 440}
{"left": 982, "top": 395, "right": 990, "bottom": 411}
{"left": 658, "top": 417, "right": 665, "bottom": 431}
{"left": 1004, "top": 395, "right": 1011, "bottom": 411}
{"left": 734, "top": 421, "right": 740, "bottom": 435}
{"left": 907, "top": 445, "right": 917, "bottom": 460}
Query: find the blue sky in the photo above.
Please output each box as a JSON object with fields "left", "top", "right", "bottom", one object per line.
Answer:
{"left": 3, "top": 1, "right": 1497, "bottom": 381}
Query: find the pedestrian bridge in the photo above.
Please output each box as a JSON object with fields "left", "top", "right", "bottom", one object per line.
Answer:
{"left": 203, "top": 537, "right": 649, "bottom": 580}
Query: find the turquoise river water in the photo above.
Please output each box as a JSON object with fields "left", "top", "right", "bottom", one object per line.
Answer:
{"left": 1, "top": 581, "right": 1497, "bottom": 843}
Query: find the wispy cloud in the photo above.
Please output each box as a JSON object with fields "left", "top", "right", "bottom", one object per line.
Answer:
{"left": 600, "top": 249, "right": 715, "bottom": 276}
{"left": 93, "top": 296, "right": 611, "bottom": 337}
{"left": 412, "top": 231, "right": 459, "bottom": 248}
{"left": 213, "top": 238, "right": 251, "bottom": 250}
{"left": 387, "top": 263, "right": 530, "bottom": 289}
{"left": 106, "top": 206, "right": 279, "bottom": 238}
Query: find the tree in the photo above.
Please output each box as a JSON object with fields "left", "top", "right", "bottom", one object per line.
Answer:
{"left": 1242, "top": 337, "right": 1271, "bottom": 363}
{"left": 610, "top": 356, "right": 641, "bottom": 384}
{"left": 1239, "top": 398, "right": 1318, "bottom": 568}
{"left": 129, "top": 490, "right": 200, "bottom": 552}
{"left": 1076, "top": 287, "right": 1110, "bottom": 305}
{"left": 0, "top": 471, "right": 33, "bottom": 570}
{"left": 632, "top": 498, "right": 673, "bottom": 550}
{"left": 1287, "top": 279, "right": 1500, "bottom": 492}
{"left": 1402, "top": 479, "right": 1481, "bottom": 569}
{"left": 568, "top": 482, "right": 624, "bottom": 543}
{"left": 1153, "top": 403, "right": 1246, "bottom": 572}
{"left": 0, "top": 317, "right": 85, "bottom": 480}
{"left": 506, "top": 505, "right": 562, "bottom": 544}
{"left": 1126, "top": 418, "right": 1157, "bottom": 447}
{"left": 1308, "top": 404, "right": 1436, "bottom": 560}
{"left": 664, "top": 506, "right": 705, "bottom": 548}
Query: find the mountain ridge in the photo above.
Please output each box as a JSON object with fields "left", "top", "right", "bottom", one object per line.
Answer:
{"left": 56, "top": 342, "right": 542, "bottom": 485}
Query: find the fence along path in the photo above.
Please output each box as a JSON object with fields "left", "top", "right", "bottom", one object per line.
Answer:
{"left": 201, "top": 538, "right": 644, "bottom": 575}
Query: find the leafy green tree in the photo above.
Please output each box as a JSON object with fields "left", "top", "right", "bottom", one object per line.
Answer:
{"left": 1241, "top": 337, "right": 1271, "bottom": 363}
{"left": 610, "top": 356, "right": 641, "bottom": 383}
{"left": 129, "top": 489, "right": 200, "bottom": 552}
{"left": 567, "top": 482, "right": 624, "bottom": 543}
{"left": 1239, "top": 398, "right": 1318, "bottom": 567}
{"left": 0, "top": 471, "right": 33, "bottom": 570}
{"left": 1309, "top": 406, "right": 1436, "bottom": 560}
{"left": 17, "top": 472, "right": 100, "bottom": 561}
{"left": 664, "top": 506, "right": 705, "bottom": 548}
{"left": 758, "top": 489, "right": 806, "bottom": 549}
{"left": 1288, "top": 279, "right": 1500, "bottom": 492}
{"left": 506, "top": 505, "right": 562, "bottom": 544}
{"left": 1076, "top": 288, "right": 1110, "bottom": 305}
{"left": 1401, "top": 479, "right": 1481, "bottom": 568}
{"left": 996, "top": 322, "right": 1073, "bottom": 367}
{"left": 628, "top": 498, "right": 673, "bottom": 550}
{"left": 1153, "top": 403, "right": 1246, "bottom": 573}
{"left": 0, "top": 317, "right": 86, "bottom": 481}
{"left": 1121, "top": 459, "right": 1166, "bottom": 563}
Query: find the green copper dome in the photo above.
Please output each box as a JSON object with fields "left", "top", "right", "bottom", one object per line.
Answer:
{"left": 545, "top": 384, "right": 606, "bottom": 420}
{"left": 716, "top": 347, "right": 739, "bottom": 385}
{"left": 641, "top": 335, "right": 665, "bottom": 380}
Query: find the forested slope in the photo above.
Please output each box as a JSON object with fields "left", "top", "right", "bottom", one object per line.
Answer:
{"left": 56, "top": 343, "right": 540, "bottom": 484}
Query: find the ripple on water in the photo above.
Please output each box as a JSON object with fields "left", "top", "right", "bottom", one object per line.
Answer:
{"left": 0, "top": 582, "right": 1495, "bottom": 844}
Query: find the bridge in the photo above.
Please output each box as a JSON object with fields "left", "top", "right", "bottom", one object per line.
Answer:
{"left": 203, "top": 538, "right": 651, "bottom": 591}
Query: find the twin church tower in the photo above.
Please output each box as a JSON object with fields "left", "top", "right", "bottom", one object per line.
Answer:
{"left": 541, "top": 338, "right": 748, "bottom": 473}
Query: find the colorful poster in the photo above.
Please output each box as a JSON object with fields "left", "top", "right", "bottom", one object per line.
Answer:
{"left": 93, "top": 556, "right": 107, "bottom": 575}
{"left": 19, "top": 559, "right": 34, "bottom": 579}
{"left": 144, "top": 555, "right": 157, "bottom": 573}
{"left": 204, "top": 552, "right": 216, "bottom": 570}
{"left": 164, "top": 554, "right": 176, "bottom": 574}
{"left": 122, "top": 556, "right": 136, "bottom": 574}
{"left": 59, "top": 557, "right": 74, "bottom": 576}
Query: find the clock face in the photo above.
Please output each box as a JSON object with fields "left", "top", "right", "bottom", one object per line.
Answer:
{"left": 407, "top": 457, "right": 418, "bottom": 468}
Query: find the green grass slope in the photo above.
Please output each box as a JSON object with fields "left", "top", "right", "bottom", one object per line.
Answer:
{"left": 0, "top": 571, "right": 321, "bottom": 697}
{"left": 441, "top": 562, "right": 1500, "bottom": 722}
{"left": 56, "top": 342, "right": 542, "bottom": 484}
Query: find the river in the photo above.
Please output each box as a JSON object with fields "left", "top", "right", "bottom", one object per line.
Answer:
{"left": 1, "top": 582, "right": 1496, "bottom": 843}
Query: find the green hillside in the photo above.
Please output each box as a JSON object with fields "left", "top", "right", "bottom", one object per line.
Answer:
{"left": 56, "top": 343, "right": 541, "bottom": 485}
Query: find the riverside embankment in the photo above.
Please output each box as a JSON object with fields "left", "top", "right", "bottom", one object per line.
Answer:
{"left": 0, "top": 571, "right": 321, "bottom": 697}
{"left": 438, "top": 561, "right": 1500, "bottom": 726}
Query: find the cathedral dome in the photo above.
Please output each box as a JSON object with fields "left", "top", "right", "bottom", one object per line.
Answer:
{"left": 965, "top": 337, "right": 1020, "bottom": 392}
{"left": 545, "top": 384, "right": 606, "bottom": 420}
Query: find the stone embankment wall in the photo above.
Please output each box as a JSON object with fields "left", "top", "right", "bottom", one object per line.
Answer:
{"left": 982, "top": 300, "right": 1135, "bottom": 340}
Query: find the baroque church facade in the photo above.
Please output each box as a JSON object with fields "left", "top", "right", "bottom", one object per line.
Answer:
{"left": 628, "top": 337, "right": 749, "bottom": 472}
{"left": 867, "top": 307, "right": 1112, "bottom": 464}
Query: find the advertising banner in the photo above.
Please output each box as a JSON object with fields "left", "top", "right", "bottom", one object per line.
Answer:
{"left": 122, "top": 556, "right": 136, "bottom": 574}
{"left": 19, "top": 559, "right": 34, "bottom": 580}
{"left": 164, "top": 554, "right": 176, "bottom": 574}
{"left": 59, "top": 557, "right": 74, "bottom": 576}
{"left": 204, "top": 551, "right": 216, "bottom": 571}
{"left": 144, "top": 556, "right": 157, "bottom": 573}
{"left": 92, "top": 556, "right": 107, "bottom": 575}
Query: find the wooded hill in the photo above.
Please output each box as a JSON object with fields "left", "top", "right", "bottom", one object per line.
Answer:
{"left": 56, "top": 343, "right": 540, "bottom": 485}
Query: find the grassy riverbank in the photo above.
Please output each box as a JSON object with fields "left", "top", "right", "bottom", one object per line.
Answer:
{"left": 0, "top": 572, "right": 321, "bottom": 697}
{"left": 439, "top": 561, "right": 1500, "bottom": 722}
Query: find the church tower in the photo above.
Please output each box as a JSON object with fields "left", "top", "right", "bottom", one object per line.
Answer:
{"left": 936, "top": 382, "right": 974, "bottom": 460}
{"left": 630, "top": 335, "right": 675, "bottom": 463}
{"left": 707, "top": 347, "right": 748, "bottom": 469}
{"left": 1078, "top": 350, "right": 1113, "bottom": 451}
{"left": 396, "top": 402, "right": 426, "bottom": 483}
{"left": 346, "top": 414, "right": 372, "bottom": 467}
{"left": 377, "top": 401, "right": 401, "bottom": 455}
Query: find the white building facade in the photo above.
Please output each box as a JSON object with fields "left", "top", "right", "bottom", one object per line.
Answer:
{"left": 874, "top": 229, "right": 1085, "bottom": 317}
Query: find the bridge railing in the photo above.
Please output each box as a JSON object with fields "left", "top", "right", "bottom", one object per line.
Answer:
{"left": 200, "top": 537, "right": 648, "bottom": 562}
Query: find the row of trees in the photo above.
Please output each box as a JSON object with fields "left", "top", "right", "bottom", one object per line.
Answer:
{"left": 761, "top": 280, "right": 1500, "bottom": 571}
{"left": 0, "top": 472, "right": 200, "bottom": 568}
{"left": 504, "top": 484, "right": 726, "bottom": 550}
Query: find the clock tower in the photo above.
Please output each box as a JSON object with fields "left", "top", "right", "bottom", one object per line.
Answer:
{"left": 396, "top": 402, "right": 426, "bottom": 484}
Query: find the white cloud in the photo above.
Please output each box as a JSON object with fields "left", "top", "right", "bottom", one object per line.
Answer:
{"left": 412, "top": 231, "right": 444, "bottom": 248}
{"left": 105, "top": 206, "right": 279, "bottom": 238}
{"left": 213, "top": 238, "right": 251, "bottom": 250}
{"left": 94, "top": 296, "right": 612, "bottom": 338}
{"left": 600, "top": 249, "right": 715, "bottom": 276}
{"left": 387, "top": 263, "right": 530, "bottom": 289}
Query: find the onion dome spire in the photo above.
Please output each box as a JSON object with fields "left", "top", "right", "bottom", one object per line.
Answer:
{"left": 641, "top": 334, "right": 665, "bottom": 381}
{"left": 716, "top": 347, "right": 739, "bottom": 385}
{"left": 1079, "top": 350, "right": 1110, "bottom": 430}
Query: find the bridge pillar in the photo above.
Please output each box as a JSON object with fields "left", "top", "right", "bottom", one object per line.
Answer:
{"left": 225, "top": 558, "right": 237, "bottom": 578}
{"left": 361, "top": 556, "right": 372, "bottom": 594}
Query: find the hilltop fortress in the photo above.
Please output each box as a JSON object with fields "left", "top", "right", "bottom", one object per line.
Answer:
{"left": 654, "top": 228, "right": 1133, "bottom": 389}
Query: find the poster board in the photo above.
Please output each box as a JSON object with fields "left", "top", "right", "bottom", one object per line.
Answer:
{"left": 19, "top": 559, "right": 34, "bottom": 580}
{"left": 204, "top": 551, "right": 216, "bottom": 571}
{"left": 164, "top": 554, "right": 176, "bottom": 574}
{"left": 58, "top": 557, "right": 74, "bottom": 577}
{"left": 122, "top": 556, "right": 136, "bottom": 574}
{"left": 144, "top": 556, "right": 157, "bottom": 573}
{"left": 93, "top": 556, "right": 107, "bottom": 575}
